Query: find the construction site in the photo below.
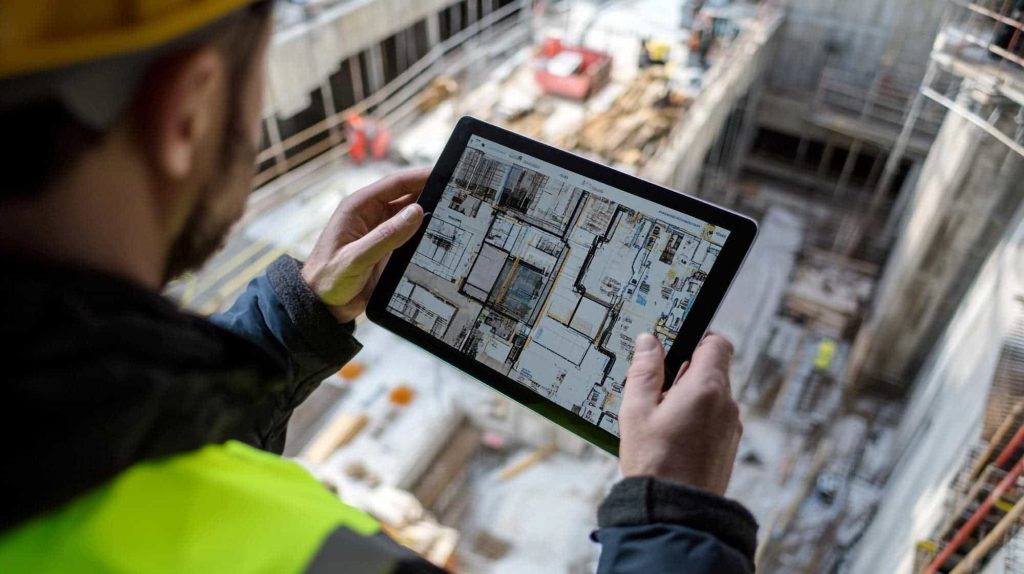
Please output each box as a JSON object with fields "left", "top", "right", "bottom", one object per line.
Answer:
{"left": 163, "top": 0, "right": 1024, "bottom": 571}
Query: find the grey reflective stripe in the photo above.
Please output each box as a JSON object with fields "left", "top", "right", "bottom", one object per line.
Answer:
{"left": 304, "top": 528, "right": 446, "bottom": 574}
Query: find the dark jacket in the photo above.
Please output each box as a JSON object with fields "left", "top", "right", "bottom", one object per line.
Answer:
{"left": 0, "top": 255, "right": 757, "bottom": 572}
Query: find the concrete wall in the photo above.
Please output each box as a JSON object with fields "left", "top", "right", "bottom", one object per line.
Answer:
{"left": 847, "top": 200, "right": 1024, "bottom": 574}
{"left": 266, "top": 0, "right": 463, "bottom": 116}
{"left": 849, "top": 109, "right": 1024, "bottom": 387}
{"left": 712, "top": 207, "right": 805, "bottom": 393}
{"left": 646, "top": 8, "right": 783, "bottom": 191}
{"left": 768, "top": 0, "right": 945, "bottom": 95}
{"left": 757, "top": 0, "right": 945, "bottom": 141}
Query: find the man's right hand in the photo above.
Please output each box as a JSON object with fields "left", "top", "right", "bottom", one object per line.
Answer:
{"left": 301, "top": 170, "right": 428, "bottom": 324}
{"left": 619, "top": 332, "right": 742, "bottom": 495}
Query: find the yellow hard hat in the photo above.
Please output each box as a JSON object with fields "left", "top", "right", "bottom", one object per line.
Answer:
{"left": 0, "top": 0, "right": 257, "bottom": 78}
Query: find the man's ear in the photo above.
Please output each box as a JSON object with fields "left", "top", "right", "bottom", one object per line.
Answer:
{"left": 135, "top": 46, "right": 227, "bottom": 182}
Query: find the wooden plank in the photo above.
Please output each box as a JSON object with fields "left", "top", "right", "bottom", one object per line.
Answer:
{"left": 499, "top": 443, "right": 558, "bottom": 480}
{"left": 302, "top": 412, "right": 369, "bottom": 464}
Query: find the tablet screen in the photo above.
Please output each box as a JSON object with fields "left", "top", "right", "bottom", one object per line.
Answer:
{"left": 385, "top": 135, "right": 730, "bottom": 436}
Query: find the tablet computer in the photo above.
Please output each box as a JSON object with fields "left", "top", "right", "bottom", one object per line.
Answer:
{"left": 366, "top": 117, "right": 757, "bottom": 454}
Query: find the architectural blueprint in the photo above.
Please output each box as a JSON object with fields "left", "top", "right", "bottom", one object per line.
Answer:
{"left": 388, "top": 136, "right": 730, "bottom": 436}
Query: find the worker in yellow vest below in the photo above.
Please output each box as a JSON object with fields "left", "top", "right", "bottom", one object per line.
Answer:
{"left": 0, "top": 1, "right": 757, "bottom": 572}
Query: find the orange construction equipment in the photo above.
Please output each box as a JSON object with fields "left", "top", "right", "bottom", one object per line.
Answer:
{"left": 339, "top": 361, "right": 366, "bottom": 380}
{"left": 387, "top": 384, "right": 416, "bottom": 407}
{"left": 534, "top": 38, "right": 612, "bottom": 101}
{"left": 344, "top": 113, "right": 390, "bottom": 163}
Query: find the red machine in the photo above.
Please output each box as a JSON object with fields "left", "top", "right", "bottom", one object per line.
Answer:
{"left": 533, "top": 38, "right": 612, "bottom": 101}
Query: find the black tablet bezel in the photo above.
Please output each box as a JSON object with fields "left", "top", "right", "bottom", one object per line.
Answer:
{"left": 366, "top": 116, "right": 757, "bottom": 455}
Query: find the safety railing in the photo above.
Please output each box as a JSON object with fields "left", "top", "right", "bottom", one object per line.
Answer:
{"left": 251, "top": 0, "right": 531, "bottom": 189}
{"left": 812, "top": 63, "right": 945, "bottom": 144}
{"left": 943, "top": 0, "right": 1024, "bottom": 69}
{"left": 924, "top": 0, "right": 1024, "bottom": 156}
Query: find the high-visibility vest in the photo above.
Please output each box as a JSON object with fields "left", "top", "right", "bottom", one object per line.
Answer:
{"left": 0, "top": 441, "right": 380, "bottom": 573}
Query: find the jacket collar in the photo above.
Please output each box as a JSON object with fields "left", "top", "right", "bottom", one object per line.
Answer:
{"left": 0, "top": 257, "right": 287, "bottom": 530}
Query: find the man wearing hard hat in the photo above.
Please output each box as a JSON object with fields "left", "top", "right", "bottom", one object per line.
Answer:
{"left": 0, "top": 1, "right": 756, "bottom": 572}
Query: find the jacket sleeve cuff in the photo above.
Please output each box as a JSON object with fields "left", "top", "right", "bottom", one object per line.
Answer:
{"left": 597, "top": 476, "right": 758, "bottom": 562}
{"left": 265, "top": 255, "right": 362, "bottom": 364}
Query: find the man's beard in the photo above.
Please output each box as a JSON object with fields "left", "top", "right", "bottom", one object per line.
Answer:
{"left": 162, "top": 124, "right": 258, "bottom": 285}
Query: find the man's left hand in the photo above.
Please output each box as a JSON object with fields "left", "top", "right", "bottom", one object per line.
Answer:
{"left": 301, "top": 169, "right": 428, "bottom": 323}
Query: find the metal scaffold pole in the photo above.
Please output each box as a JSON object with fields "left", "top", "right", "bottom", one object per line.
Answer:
{"left": 844, "top": 65, "right": 937, "bottom": 257}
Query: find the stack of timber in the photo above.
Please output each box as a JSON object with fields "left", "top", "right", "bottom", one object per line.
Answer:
{"left": 564, "top": 68, "right": 688, "bottom": 167}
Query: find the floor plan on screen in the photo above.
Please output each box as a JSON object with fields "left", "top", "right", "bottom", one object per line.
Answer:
{"left": 387, "top": 136, "right": 730, "bottom": 436}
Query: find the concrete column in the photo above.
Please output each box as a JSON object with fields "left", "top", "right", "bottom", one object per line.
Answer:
{"left": 794, "top": 136, "right": 811, "bottom": 168}
{"left": 264, "top": 115, "right": 288, "bottom": 174}
{"left": 725, "top": 80, "right": 765, "bottom": 201}
{"left": 848, "top": 108, "right": 1024, "bottom": 388}
{"left": 449, "top": 3, "right": 461, "bottom": 35}
{"left": 396, "top": 29, "right": 408, "bottom": 73}
{"left": 365, "top": 44, "right": 385, "bottom": 94}
{"left": 349, "top": 55, "right": 365, "bottom": 102}
{"left": 319, "top": 81, "right": 341, "bottom": 144}
{"left": 834, "top": 138, "right": 863, "bottom": 196}
{"left": 426, "top": 12, "right": 441, "bottom": 48}
{"left": 878, "top": 161, "right": 921, "bottom": 245}
{"left": 403, "top": 27, "right": 418, "bottom": 68}
{"left": 865, "top": 149, "right": 886, "bottom": 188}
{"left": 817, "top": 138, "right": 835, "bottom": 177}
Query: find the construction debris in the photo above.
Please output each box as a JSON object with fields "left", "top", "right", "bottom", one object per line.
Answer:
{"left": 358, "top": 487, "right": 460, "bottom": 569}
{"left": 562, "top": 67, "right": 688, "bottom": 167}
{"left": 418, "top": 77, "right": 459, "bottom": 113}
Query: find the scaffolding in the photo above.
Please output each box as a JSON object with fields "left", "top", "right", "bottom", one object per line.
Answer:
{"left": 921, "top": 0, "right": 1024, "bottom": 156}
{"left": 849, "top": 0, "right": 1024, "bottom": 256}
{"left": 764, "top": 0, "right": 951, "bottom": 261}
{"left": 915, "top": 302, "right": 1024, "bottom": 573}
{"left": 252, "top": 0, "right": 533, "bottom": 189}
